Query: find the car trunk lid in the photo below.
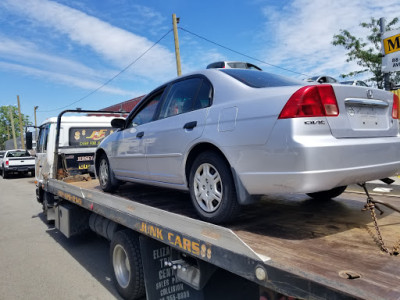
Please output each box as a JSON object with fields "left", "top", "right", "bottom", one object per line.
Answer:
{"left": 326, "top": 85, "right": 398, "bottom": 138}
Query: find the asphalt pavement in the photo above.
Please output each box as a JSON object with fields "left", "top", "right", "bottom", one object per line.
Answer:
{"left": 0, "top": 174, "right": 122, "bottom": 300}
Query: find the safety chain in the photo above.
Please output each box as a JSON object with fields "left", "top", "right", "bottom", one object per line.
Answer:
{"left": 359, "top": 183, "right": 400, "bottom": 256}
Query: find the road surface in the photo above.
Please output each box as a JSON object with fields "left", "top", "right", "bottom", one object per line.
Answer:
{"left": 0, "top": 174, "right": 122, "bottom": 300}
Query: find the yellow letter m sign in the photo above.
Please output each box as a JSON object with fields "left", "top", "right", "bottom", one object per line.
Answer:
{"left": 384, "top": 33, "right": 400, "bottom": 55}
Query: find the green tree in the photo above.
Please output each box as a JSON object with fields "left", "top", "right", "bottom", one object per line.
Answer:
{"left": 0, "top": 105, "right": 31, "bottom": 150}
{"left": 332, "top": 17, "right": 400, "bottom": 89}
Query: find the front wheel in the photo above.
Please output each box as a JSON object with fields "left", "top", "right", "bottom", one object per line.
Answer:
{"left": 98, "top": 154, "right": 119, "bottom": 192}
{"left": 189, "top": 151, "right": 240, "bottom": 224}
{"left": 110, "top": 230, "right": 145, "bottom": 300}
{"left": 307, "top": 186, "right": 347, "bottom": 200}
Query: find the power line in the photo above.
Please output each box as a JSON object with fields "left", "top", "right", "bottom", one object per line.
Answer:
{"left": 40, "top": 29, "right": 173, "bottom": 113}
{"left": 178, "top": 26, "right": 310, "bottom": 77}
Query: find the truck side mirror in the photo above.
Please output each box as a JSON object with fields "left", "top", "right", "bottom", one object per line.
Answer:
{"left": 26, "top": 132, "right": 33, "bottom": 150}
{"left": 111, "top": 118, "right": 125, "bottom": 129}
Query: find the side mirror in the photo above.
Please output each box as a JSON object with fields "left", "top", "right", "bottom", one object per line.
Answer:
{"left": 26, "top": 132, "right": 33, "bottom": 150}
{"left": 111, "top": 118, "right": 125, "bottom": 129}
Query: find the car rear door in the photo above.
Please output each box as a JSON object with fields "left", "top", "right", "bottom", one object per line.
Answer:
{"left": 145, "top": 76, "right": 212, "bottom": 185}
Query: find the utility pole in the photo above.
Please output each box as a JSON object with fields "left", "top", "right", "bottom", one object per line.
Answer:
{"left": 172, "top": 13, "right": 182, "bottom": 76}
{"left": 34, "top": 106, "right": 39, "bottom": 139}
{"left": 6, "top": 125, "right": 10, "bottom": 140}
{"left": 380, "top": 17, "right": 391, "bottom": 91}
{"left": 9, "top": 107, "right": 17, "bottom": 149}
{"left": 17, "top": 95, "right": 25, "bottom": 147}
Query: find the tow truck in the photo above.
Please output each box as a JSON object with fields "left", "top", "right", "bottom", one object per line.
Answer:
{"left": 30, "top": 110, "right": 400, "bottom": 300}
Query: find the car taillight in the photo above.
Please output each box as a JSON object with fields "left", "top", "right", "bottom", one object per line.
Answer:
{"left": 392, "top": 93, "right": 399, "bottom": 119}
{"left": 278, "top": 85, "right": 339, "bottom": 119}
{"left": 6, "top": 160, "right": 9, "bottom": 166}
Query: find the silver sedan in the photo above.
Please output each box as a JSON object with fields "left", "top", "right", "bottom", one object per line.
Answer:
{"left": 95, "top": 69, "right": 400, "bottom": 223}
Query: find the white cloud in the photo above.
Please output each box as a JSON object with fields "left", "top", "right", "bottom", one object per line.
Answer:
{"left": 2, "top": 0, "right": 176, "bottom": 80}
{"left": 0, "top": 37, "right": 105, "bottom": 79}
{"left": 0, "top": 61, "right": 136, "bottom": 96}
{"left": 260, "top": 0, "right": 400, "bottom": 80}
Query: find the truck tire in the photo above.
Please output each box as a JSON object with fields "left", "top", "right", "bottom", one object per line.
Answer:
{"left": 110, "top": 230, "right": 145, "bottom": 300}
{"left": 189, "top": 151, "right": 240, "bottom": 224}
{"left": 307, "top": 186, "right": 347, "bottom": 200}
{"left": 42, "top": 192, "right": 55, "bottom": 224}
{"left": 2, "top": 167, "right": 8, "bottom": 179}
{"left": 98, "top": 154, "right": 119, "bottom": 192}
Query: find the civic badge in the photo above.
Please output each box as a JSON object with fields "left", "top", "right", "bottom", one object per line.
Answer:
{"left": 367, "top": 89, "right": 373, "bottom": 99}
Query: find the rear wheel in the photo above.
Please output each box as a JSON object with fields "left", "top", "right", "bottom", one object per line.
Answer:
{"left": 2, "top": 167, "right": 8, "bottom": 179}
{"left": 110, "top": 230, "right": 145, "bottom": 300}
{"left": 189, "top": 151, "right": 240, "bottom": 224}
{"left": 42, "top": 192, "right": 55, "bottom": 224}
{"left": 307, "top": 186, "right": 347, "bottom": 200}
{"left": 98, "top": 154, "right": 119, "bottom": 192}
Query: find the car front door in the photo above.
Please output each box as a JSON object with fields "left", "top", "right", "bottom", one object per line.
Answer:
{"left": 145, "top": 76, "right": 212, "bottom": 185}
{"left": 110, "top": 89, "right": 164, "bottom": 180}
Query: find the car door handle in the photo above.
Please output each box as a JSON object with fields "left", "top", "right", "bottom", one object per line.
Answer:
{"left": 183, "top": 121, "right": 197, "bottom": 130}
{"left": 136, "top": 131, "right": 144, "bottom": 138}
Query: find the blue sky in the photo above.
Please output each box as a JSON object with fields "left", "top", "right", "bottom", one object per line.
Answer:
{"left": 0, "top": 0, "right": 399, "bottom": 125}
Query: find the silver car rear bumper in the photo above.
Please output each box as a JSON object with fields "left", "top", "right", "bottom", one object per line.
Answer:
{"left": 231, "top": 135, "right": 400, "bottom": 194}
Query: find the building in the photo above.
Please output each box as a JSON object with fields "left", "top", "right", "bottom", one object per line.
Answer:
{"left": 100, "top": 95, "right": 144, "bottom": 113}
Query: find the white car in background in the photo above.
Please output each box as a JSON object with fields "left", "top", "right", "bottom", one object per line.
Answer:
{"left": 341, "top": 80, "right": 369, "bottom": 87}
{"left": 207, "top": 61, "right": 262, "bottom": 70}
{"left": 305, "top": 75, "right": 339, "bottom": 84}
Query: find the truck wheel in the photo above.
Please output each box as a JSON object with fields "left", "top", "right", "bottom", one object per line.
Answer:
{"left": 307, "top": 186, "right": 347, "bottom": 200}
{"left": 2, "top": 167, "right": 8, "bottom": 179}
{"left": 98, "top": 154, "right": 119, "bottom": 192}
{"left": 110, "top": 230, "right": 145, "bottom": 300}
{"left": 42, "top": 192, "right": 55, "bottom": 224}
{"left": 189, "top": 151, "right": 240, "bottom": 224}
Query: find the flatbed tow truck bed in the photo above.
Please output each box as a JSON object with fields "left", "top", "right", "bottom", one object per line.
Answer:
{"left": 47, "top": 178, "right": 400, "bottom": 299}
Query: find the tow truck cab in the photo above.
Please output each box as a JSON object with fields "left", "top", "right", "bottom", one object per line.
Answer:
{"left": 33, "top": 113, "right": 121, "bottom": 204}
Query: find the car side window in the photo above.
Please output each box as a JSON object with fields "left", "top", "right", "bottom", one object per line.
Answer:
{"left": 159, "top": 78, "right": 203, "bottom": 119}
{"left": 194, "top": 80, "right": 212, "bottom": 109}
{"left": 129, "top": 90, "right": 164, "bottom": 127}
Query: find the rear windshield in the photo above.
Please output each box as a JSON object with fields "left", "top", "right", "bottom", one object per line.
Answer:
{"left": 7, "top": 150, "right": 31, "bottom": 157}
{"left": 220, "top": 69, "right": 304, "bottom": 88}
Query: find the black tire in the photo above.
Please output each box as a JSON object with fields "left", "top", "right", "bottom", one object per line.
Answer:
{"left": 307, "top": 186, "right": 347, "bottom": 200}
{"left": 97, "top": 154, "right": 119, "bottom": 192}
{"left": 2, "top": 167, "right": 8, "bottom": 179}
{"left": 110, "top": 230, "right": 145, "bottom": 300}
{"left": 189, "top": 151, "right": 241, "bottom": 224}
{"left": 42, "top": 192, "right": 55, "bottom": 224}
